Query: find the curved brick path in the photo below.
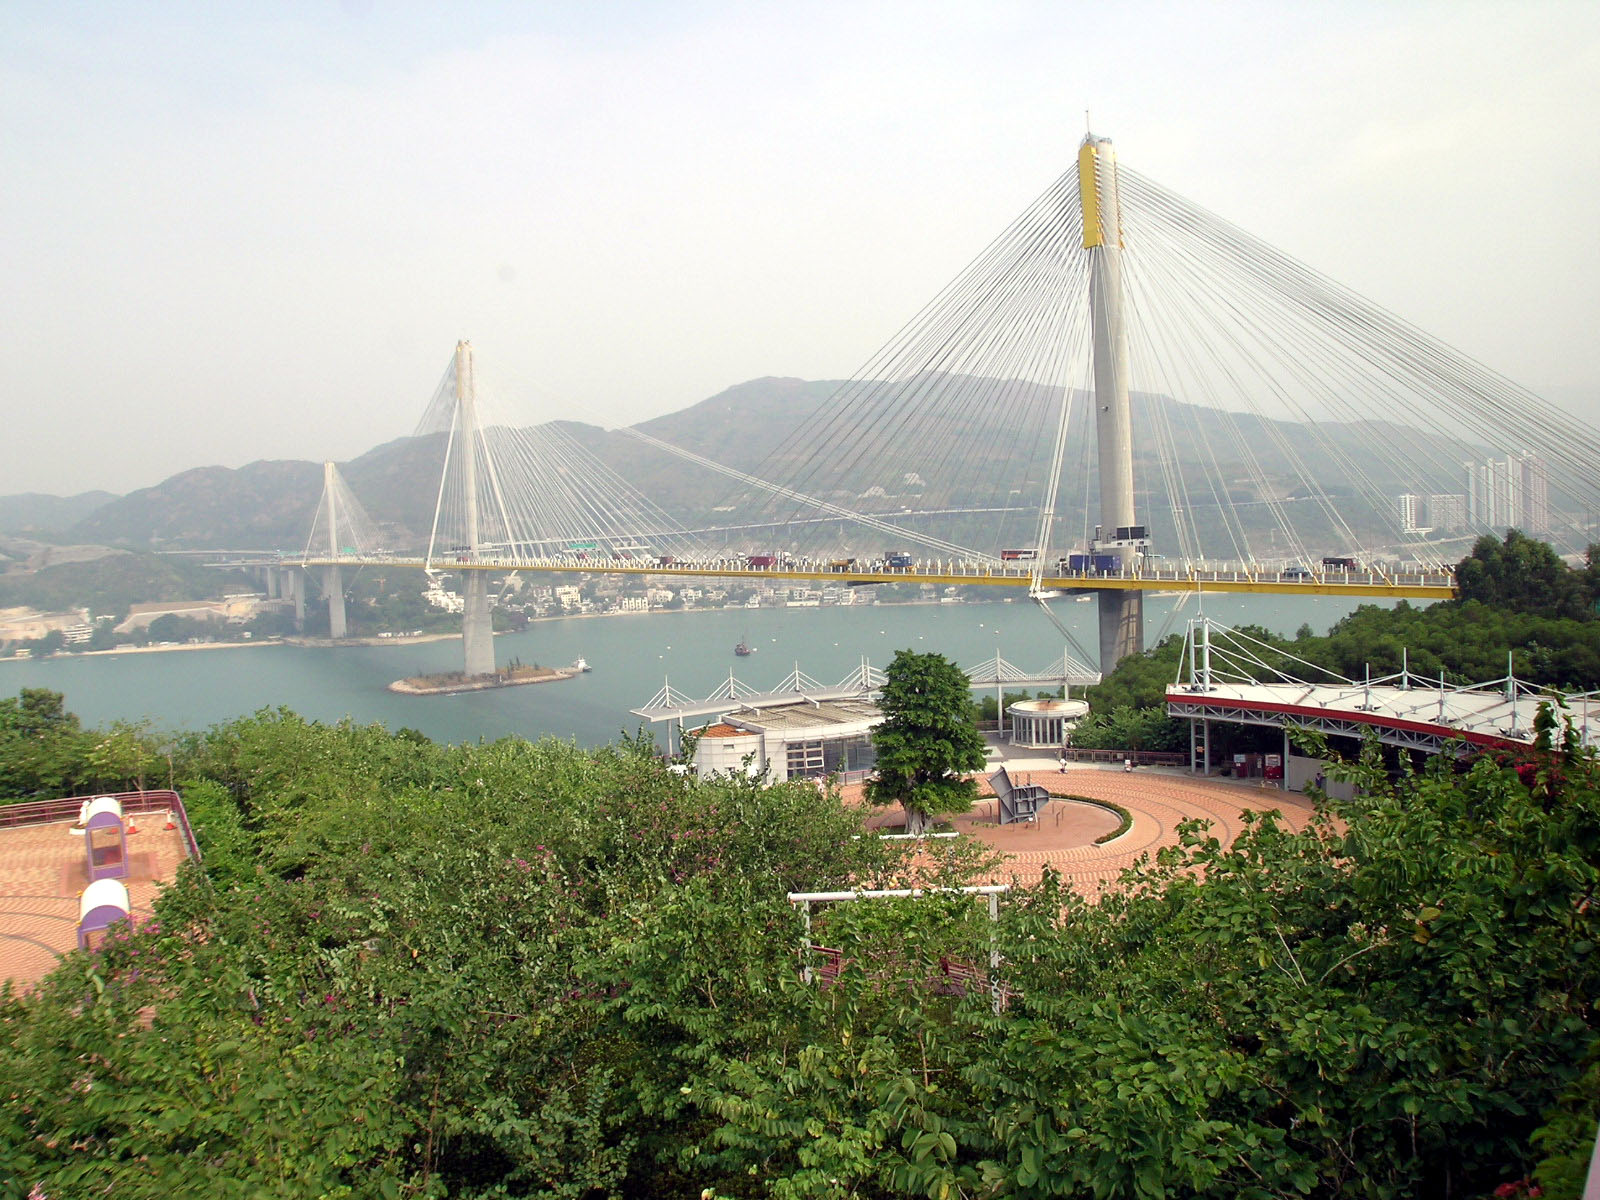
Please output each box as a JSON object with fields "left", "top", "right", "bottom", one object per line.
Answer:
{"left": 848, "top": 767, "right": 1317, "bottom": 900}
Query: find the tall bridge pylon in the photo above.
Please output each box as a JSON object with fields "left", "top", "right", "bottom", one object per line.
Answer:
{"left": 305, "top": 460, "right": 380, "bottom": 640}
{"left": 427, "top": 340, "right": 498, "bottom": 676}
{"left": 1081, "top": 133, "right": 1142, "bottom": 669}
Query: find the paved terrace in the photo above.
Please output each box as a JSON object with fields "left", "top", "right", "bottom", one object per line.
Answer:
{"left": 0, "top": 792, "right": 197, "bottom": 991}
{"left": 848, "top": 742, "right": 1317, "bottom": 901}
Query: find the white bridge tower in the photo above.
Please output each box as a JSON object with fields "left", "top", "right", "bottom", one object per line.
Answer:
{"left": 1080, "top": 133, "right": 1143, "bottom": 670}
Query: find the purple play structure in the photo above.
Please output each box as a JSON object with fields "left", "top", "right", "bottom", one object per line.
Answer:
{"left": 77, "top": 877, "right": 131, "bottom": 949}
{"left": 82, "top": 795, "right": 129, "bottom": 882}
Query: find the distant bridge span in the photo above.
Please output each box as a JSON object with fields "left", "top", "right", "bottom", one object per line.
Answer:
{"left": 291, "top": 554, "right": 1457, "bottom": 601}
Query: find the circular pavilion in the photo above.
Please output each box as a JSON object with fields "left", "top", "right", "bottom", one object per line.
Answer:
{"left": 1008, "top": 697, "right": 1089, "bottom": 748}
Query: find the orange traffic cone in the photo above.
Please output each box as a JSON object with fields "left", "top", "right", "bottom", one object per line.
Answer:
{"left": 163, "top": 812, "right": 177, "bottom": 831}
{"left": 125, "top": 816, "right": 139, "bottom": 835}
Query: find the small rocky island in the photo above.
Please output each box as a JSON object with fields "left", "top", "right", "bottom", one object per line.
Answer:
{"left": 389, "top": 660, "right": 582, "bottom": 696}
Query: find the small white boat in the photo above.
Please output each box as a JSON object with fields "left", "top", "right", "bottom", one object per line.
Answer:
{"left": 573, "top": 658, "right": 592, "bottom": 672}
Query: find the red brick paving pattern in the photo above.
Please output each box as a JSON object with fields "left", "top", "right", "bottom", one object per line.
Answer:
{"left": 0, "top": 818, "right": 190, "bottom": 991}
{"left": 848, "top": 768, "right": 1317, "bottom": 900}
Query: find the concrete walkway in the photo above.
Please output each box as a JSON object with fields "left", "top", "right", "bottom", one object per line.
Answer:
{"left": 850, "top": 739, "right": 1318, "bottom": 901}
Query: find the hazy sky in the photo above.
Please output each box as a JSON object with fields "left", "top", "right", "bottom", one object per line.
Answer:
{"left": 4, "top": 0, "right": 1598, "bottom": 496}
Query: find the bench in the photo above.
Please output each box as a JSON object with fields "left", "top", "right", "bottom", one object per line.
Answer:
{"left": 989, "top": 766, "right": 1048, "bottom": 826}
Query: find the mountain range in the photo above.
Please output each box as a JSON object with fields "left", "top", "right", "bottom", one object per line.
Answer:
{"left": 2, "top": 376, "right": 1460, "bottom": 559}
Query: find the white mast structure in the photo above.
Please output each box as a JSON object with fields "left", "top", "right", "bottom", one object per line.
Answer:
{"left": 454, "top": 341, "right": 497, "bottom": 677}
{"left": 321, "top": 460, "right": 347, "bottom": 639}
{"left": 1080, "top": 133, "right": 1143, "bottom": 670}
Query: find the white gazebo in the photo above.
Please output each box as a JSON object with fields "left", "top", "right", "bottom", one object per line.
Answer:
{"left": 1008, "top": 697, "right": 1089, "bottom": 748}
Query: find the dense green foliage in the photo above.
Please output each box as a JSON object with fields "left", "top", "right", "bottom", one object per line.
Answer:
{"left": 0, "top": 689, "right": 172, "bottom": 799}
{"left": 867, "top": 650, "right": 989, "bottom": 836}
{"left": 1, "top": 694, "right": 1599, "bottom": 1196}
{"left": 1456, "top": 531, "right": 1600, "bottom": 621}
{"left": 1066, "top": 703, "right": 1187, "bottom": 752}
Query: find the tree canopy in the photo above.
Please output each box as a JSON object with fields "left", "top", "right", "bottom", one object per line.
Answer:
{"left": 1456, "top": 530, "right": 1596, "bottom": 621}
{"left": 1, "top": 698, "right": 1598, "bottom": 1196}
{"left": 866, "top": 648, "right": 988, "bottom": 835}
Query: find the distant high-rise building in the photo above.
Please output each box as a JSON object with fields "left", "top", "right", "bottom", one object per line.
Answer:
{"left": 1427, "top": 494, "right": 1467, "bottom": 533}
{"left": 1518, "top": 452, "right": 1549, "bottom": 537}
{"left": 1398, "top": 493, "right": 1423, "bottom": 533}
{"left": 1455, "top": 452, "right": 1548, "bottom": 535}
{"left": 1488, "top": 457, "right": 1519, "bottom": 530}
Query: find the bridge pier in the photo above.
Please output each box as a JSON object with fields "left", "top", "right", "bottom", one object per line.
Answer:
{"left": 462, "top": 570, "right": 495, "bottom": 675}
{"left": 291, "top": 568, "right": 305, "bottom": 630}
{"left": 1098, "top": 591, "right": 1143, "bottom": 671}
{"left": 323, "top": 565, "right": 346, "bottom": 640}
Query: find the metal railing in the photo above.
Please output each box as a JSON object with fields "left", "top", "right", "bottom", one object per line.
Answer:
{"left": 0, "top": 789, "right": 202, "bottom": 863}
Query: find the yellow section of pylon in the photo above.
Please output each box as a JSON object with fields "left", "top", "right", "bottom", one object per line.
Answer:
{"left": 1079, "top": 136, "right": 1122, "bottom": 250}
{"left": 1079, "top": 140, "right": 1103, "bottom": 248}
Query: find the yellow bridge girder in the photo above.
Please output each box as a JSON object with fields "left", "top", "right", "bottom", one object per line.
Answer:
{"left": 292, "top": 556, "right": 1457, "bottom": 600}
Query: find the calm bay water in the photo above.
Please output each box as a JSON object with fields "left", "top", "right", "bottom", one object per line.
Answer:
{"left": 1, "top": 593, "right": 1396, "bottom": 745}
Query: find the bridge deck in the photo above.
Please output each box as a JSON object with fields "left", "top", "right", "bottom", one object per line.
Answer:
{"left": 286, "top": 556, "right": 1456, "bottom": 599}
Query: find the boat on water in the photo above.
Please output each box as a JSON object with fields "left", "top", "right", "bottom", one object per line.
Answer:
{"left": 734, "top": 640, "right": 755, "bottom": 657}
{"left": 573, "top": 657, "right": 592, "bottom": 672}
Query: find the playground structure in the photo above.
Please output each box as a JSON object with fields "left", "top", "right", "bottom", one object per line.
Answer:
{"left": 0, "top": 790, "right": 199, "bottom": 990}
{"left": 81, "top": 795, "right": 130, "bottom": 882}
{"left": 77, "top": 878, "right": 132, "bottom": 950}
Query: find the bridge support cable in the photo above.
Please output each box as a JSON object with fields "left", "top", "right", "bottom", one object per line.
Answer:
{"left": 1119, "top": 177, "right": 1374, "bottom": 563}
{"left": 304, "top": 461, "right": 383, "bottom": 563}
{"left": 1118, "top": 167, "right": 1600, "bottom": 558}
{"left": 621, "top": 429, "right": 988, "bottom": 562}
{"left": 1029, "top": 351, "right": 1090, "bottom": 593}
{"left": 704, "top": 167, "right": 1099, "bottom": 562}
{"left": 413, "top": 344, "right": 711, "bottom": 562}
{"left": 1121, "top": 177, "right": 1431, "bottom": 566}
{"left": 1028, "top": 591, "right": 1098, "bottom": 672}
{"left": 1128, "top": 252, "right": 1326, "bottom": 566}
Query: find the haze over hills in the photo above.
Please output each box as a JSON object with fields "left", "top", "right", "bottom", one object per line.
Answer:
{"left": 1, "top": 375, "right": 1480, "bottom": 559}
{"left": 0, "top": 491, "right": 120, "bottom": 538}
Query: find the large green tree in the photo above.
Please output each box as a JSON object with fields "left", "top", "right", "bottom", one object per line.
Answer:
{"left": 1456, "top": 529, "right": 1595, "bottom": 620}
{"left": 0, "top": 688, "right": 91, "bottom": 800}
{"left": 867, "top": 649, "right": 988, "bottom": 836}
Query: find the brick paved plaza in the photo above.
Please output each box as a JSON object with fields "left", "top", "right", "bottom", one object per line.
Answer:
{"left": 0, "top": 816, "right": 190, "bottom": 991}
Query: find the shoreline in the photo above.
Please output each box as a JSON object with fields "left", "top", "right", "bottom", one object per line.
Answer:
{"left": 1, "top": 638, "right": 283, "bottom": 662}
{"left": 0, "top": 595, "right": 1023, "bottom": 667}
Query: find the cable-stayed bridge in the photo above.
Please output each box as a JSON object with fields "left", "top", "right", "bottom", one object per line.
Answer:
{"left": 279, "top": 131, "right": 1598, "bottom": 679}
